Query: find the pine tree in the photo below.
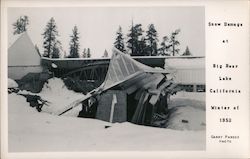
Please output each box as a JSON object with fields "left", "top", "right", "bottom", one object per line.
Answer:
{"left": 13, "top": 16, "right": 29, "bottom": 35}
{"left": 114, "top": 26, "right": 126, "bottom": 52}
{"left": 42, "top": 17, "right": 60, "bottom": 58}
{"left": 182, "top": 46, "right": 192, "bottom": 56}
{"left": 137, "top": 37, "right": 148, "bottom": 56}
{"left": 146, "top": 24, "right": 158, "bottom": 56}
{"left": 103, "top": 49, "right": 109, "bottom": 57}
{"left": 169, "top": 29, "right": 181, "bottom": 56}
{"left": 51, "top": 41, "right": 61, "bottom": 58}
{"left": 158, "top": 36, "right": 171, "bottom": 56}
{"left": 127, "top": 23, "right": 144, "bottom": 56}
{"left": 68, "top": 26, "right": 80, "bottom": 58}
{"left": 127, "top": 22, "right": 136, "bottom": 55}
{"left": 82, "top": 48, "right": 87, "bottom": 58}
{"left": 87, "top": 48, "right": 91, "bottom": 58}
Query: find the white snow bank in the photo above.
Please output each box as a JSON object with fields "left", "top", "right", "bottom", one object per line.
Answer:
{"left": 167, "top": 106, "right": 205, "bottom": 131}
{"left": 8, "top": 93, "right": 36, "bottom": 114}
{"left": 19, "top": 78, "right": 84, "bottom": 115}
{"left": 8, "top": 78, "right": 18, "bottom": 88}
{"left": 167, "top": 92, "right": 205, "bottom": 131}
{"left": 8, "top": 93, "right": 205, "bottom": 152}
{"left": 171, "top": 91, "right": 205, "bottom": 101}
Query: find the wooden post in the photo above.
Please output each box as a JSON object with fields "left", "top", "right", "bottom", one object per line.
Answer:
{"left": 193, "top": 84, "right": 197, "bottom": 92}
{"left": 109, "top": 94, "right": 117, "bottom": 123}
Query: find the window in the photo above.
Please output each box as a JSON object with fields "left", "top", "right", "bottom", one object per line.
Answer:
{"left": 196, "top": 85, "right": 205, "bottom": 92}
{"left": 180, "top": 84, "right": 194, "bottom": 92}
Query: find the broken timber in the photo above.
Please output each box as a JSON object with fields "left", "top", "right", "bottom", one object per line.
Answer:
{"left": 57, "top": 48, "right": 177, "bottom": 126}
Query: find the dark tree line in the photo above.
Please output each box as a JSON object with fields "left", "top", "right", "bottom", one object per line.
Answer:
{"left": 41, "top": 18, "right": 91, "bottom": 58}
{"left": 12, "top": 16, "right": 191, "bottom": 58}
{"left": 114, "top": 23, "right": 190, "bottom": 56}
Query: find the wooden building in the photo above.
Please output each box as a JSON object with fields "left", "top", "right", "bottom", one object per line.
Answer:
{"left": 165, "top": 57, "right": 205, "bottom": 92}
{"left": 59, "top": 48, "right": 178, "bottom": 127}
{"left": 8, "top": 32, "right": 43, "bottom": 80}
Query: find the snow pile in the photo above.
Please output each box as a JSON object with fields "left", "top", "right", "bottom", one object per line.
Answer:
{"left": 8, "top": 78, "right": 18, "bottom": 88}
{"left": 8, "top": 93, "right": 36, "bottom": 115}
{"left": 167, "top": 92, "right": 205, "bottom": 131}
{"left": 167, "top": 106, "right": 205, "bottom": 131}
{"left": 8, "top": 77, "right": 206, "bottom": 152}
{"left": 19, "top": 78, "right": 84, "bottom": 115}
{"left": 8, "top": 93, "right": 205, "bottom": 152}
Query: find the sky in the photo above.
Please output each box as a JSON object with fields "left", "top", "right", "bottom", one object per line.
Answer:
{"left": 8, "top": 7, "right": 205, "bottom": 58}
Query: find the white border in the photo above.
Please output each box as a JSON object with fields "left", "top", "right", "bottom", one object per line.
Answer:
{"left": 1, "top": 0, "right": 249, "bottom": 159}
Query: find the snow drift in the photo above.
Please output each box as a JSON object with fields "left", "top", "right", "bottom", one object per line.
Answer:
{"left": 8, "top": 77, "right": 206, "bottom": 151}
{"left": 8, "top": 78, "right": 18, "bottom": 88}
{"left": 8, "top": 93, "right": 205, "bottom": 152}
{"left": 19, "top": 78, "right": 84, "bottom": 115}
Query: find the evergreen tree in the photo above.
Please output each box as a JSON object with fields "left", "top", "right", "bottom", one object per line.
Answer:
{"left": 51, "top": 41, "right": 61, "bottom": 58}
{"left": 68, "top": 26, "right": 80, "bottom": 58}
{"left": 137, "top": 37, "right": 149, "bottom": 56}
{"left": 146, "top": 24, "right": 158, "bottom": 56}
{"left": 82, "top": 48, "right": 87, "bottom": 58}
{"left": 158, "top": 36, "right": 171, "bottom": 56}
{"left": 114, "top": 26, "right": 126, "bottom": 52}
{"left": 169, "top": 29, "right": 181, "bottom": 56}
{"left": 103, "top": 49, "right": 109, "bottom": 57}
{"left": 127, "top": 23, "right": 144, "bottom": 56}
{"left": 87, "top": 48, "right": 91, "bottom": 58}
{"left": 42, "top": 17, "right": 60, "bottom": 58}
{"left": 182, "top": 46, "right": 192, "bottom": 56}
{"left": 13, "top": 15, "right": 29, "bottom": 35}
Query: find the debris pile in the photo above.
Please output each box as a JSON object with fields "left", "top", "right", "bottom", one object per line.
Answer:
{"left": 58, "top": 48, "right": 179, "bottom": 127}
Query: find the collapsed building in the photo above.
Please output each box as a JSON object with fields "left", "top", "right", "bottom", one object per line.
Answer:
{"left": 8, "top": 33, "right": 204, "bottom": 127}
{"left": 58, "top": 48, "right": 179, "bottom": 127}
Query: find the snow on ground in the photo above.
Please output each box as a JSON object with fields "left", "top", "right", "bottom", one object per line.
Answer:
{"left": 8, "top": 92, "right": 205, "bottom": 152}
{"left": 167, "top": 106, "right": 205, "bottom": 131}
{"left": 167, "top": 91, "right": 205, "bottom": 131}
{"left": 8, "top": 78, "right": 205, "bottom": 152}
{"left": 171, "top": 91, "right": 205, "bottom": 101}
{"left": 8, "top": 78, "right": 18, "bottom": 88}
{"left": 19, "top": 78, "right": 84, "bottom": 115}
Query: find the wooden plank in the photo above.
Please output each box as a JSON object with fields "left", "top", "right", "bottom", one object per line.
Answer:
{"left": 131, "top": 91, "right": 149, "bottom": 124}
{"left": 135, "top": 88, "right": 145, "bottom": 100}
{"left": 131, "top": 91, "right": 146, "bottom": 123}
{"left": 149, "top": 94, "right": 160, "bottom": 105}
{"left": 96, "top": 90, "right": 127, "bottom": 123}
{"left": 125, "top": 84, "right": 139, "bottom": 95}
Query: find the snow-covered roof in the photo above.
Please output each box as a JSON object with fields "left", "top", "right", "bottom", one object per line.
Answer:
{"left": 163, "top": 57, "right": 205, "bottom": 84}
{"left": 8, "top": 32, "right": 41, "bottom": 66}
{"left": 165, "top": 58, "right": 205, "bottom": 69}
{"left": 173, "top": 68, "right": 205, "bottom": 84}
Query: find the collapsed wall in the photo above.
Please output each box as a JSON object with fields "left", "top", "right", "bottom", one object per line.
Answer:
{"left": 60, "top": 48, "right": 179, "bottom": 127}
